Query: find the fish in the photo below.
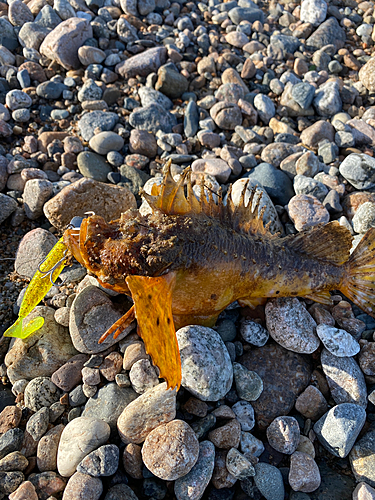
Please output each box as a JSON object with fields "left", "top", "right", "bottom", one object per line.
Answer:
{"left": 5, "top": 163, "right": 375, "bottom": 391}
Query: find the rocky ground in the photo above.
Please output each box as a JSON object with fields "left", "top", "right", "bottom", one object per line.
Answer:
{"left": 2, "top": 0, "right": 375, "bottom": 498}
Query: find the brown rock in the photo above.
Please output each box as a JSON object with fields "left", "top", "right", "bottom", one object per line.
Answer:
{"left": 238, "top": 99, "right": 258, "bottom": 125}
{"left": 29, "top": 471, "right": 66, "bottom": 499}
{"left": 99, "top": 352, "right": 123, "bottom": 381}
{"left": 8, "top": 0, "right": 34, "bottom": 26}
{"left": 308, "top": 304, "right": 335, "bottom": 326}
{"left": 123, "top": 443, "right": 143, "bottom": 479}
{"left": 342, "top": 192, "right": 375, "bottom": 220}
{"left": 37, "top": 424, "right": 64, "bottom": 472}
{"left": 359, "top": 342, "right": 375, "bottom": 376}
{"left": 18, "top": 62, "right": 46, "bottom": 83}
{"left": 51, "top": 354, "right": 88, "bottom": 392}
{"left": 0, "top": 406, "right": 22, "bottom": 436}
{"left": 183, "top": 397, "right": 208, "bottom": 418}
{"left": 241, "top": 58, "right": 257, "bottom": 79}
{"left": 300, "top": 120, "right": 335, "bottom": 150}
{"left": 331, "top": 301, "right": 366, "bottom": 337}
{"left": 289, "top": 451, "right": 321, "bottom": 493}
{"left": 221, "top": 68, "right": 248, "bottom": 93}
{"left": 20, "top": 430, "right": 38, "bottom": 458}
{"left": 266, "top": 416, "right": 300, "bottom": 454}
{"left": 210, "top": 101, "right": 242, "bottom": 130}
{"left": 211, "top": 450, "right": 237, "bottom": 489}
{"left": 288, "top": 194, "right": 330, "bottom": 232}
{"left": 208, "top": 420, "right": 241, "bottom": 449}
{"left": 240, "top": 343, "right": 312, "bottom": 430}
{"left": 9, "top": 481, "right": 38, "bottom": 500}
{"left": 37, "top": 132, "right": 69, "bottom": 153}
{"left": 359, "top": 57, "right": 375, "bottom": 92}
{"left": 62, "top": 472, "right": 102, "bottom": 500}
{"left": 43, "top": 177, "right": 136, "bottom": 230}
{"left": 0, "top": 451, "right": 28, "bottom": 472}
{"left": 142, "top": 420, "right": 199, "bottom": 481}
{"left": 117, "top": 382, "right": 176, "bottom": 444}
{"left": 295, "top": 385, "right": 328, "bottom": 420}
{"left": 294, "top": 57, "right": 309, "bottom": 76}
{"left": 40, "top": 18, "right": 93, "bottom": 71}
{"left": 129, "top": 129, "right": 157, "bottom": 158}
{"left": 123, "top": 342, "right": 148, "bottom": 370}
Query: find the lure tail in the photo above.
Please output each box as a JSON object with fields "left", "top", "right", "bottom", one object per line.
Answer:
{"left": 340, "top": 228, "right": 375, "bottom": 317}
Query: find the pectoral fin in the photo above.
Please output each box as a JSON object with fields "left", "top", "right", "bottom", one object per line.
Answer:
{"left": 126, "top": 273, "right": 181, "bottom": 390}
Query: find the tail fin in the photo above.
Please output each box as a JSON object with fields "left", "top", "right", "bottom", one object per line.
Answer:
{"left": 340, "top": 228, "right": 375, "bottom": 317}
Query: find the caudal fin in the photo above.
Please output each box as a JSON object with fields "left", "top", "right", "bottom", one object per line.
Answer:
{"left": 340, "top": 228, "right": 375, "bottom": 317}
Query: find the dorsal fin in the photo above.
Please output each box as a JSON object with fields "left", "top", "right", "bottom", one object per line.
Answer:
{"left": 287, "top": 221, "right": 353, "bottom": 266}
{"left": 141, "top": 161, "right": 273, "bottom": 237}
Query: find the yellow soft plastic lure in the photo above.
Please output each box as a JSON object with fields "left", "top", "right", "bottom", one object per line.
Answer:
{"left": 4, "top": 237, "right": 67, "bottom": 339}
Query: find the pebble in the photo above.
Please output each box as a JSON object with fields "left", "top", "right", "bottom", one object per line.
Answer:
{"left": 231, "top": 400, "right": 255, "bottom": 431}
{"left": 57, "top": 416, "right": 110, "bottom": 477}
{"left": 226, "top": 447, "right": 255, "bottom": 479}
{"left": 267, "top": 416, "right": 300, "bottom": 454}
{"left": 176, "top": 325, "right": 233, "bottom": 402}
{"left": 24, "top": 377, "right": 61, "bottom": 412}
{"left": 314, "top": 403, "right": 366, "bottom": 458}
{"left": 0, "top": 406, "right": 22, "bottom": 436}
{"left": 8, "top": 481, "right": 38, "bottom": 500}
{"left": 0, "top": 428, "right": 23, "bottom": 460}
{"left": 289, "top": 451, "right": 321, "bottom": 493}
{"left": 77, "top": 444, "right": 119, "bottom": 477}
{"left": 246, "top": 162, "right": 294, "bottom": 206}
{"left": 142, "top": 420, "right": 199, "bottom": 481}
{"left": 0, "top": 451, "right": 28, "bottom": 472}
{"left": 78, "top": 111, "right": 118, "bottom": 142}
{"left": 104, "top": 484, "right": 139, "bottom": 500}
{"left": 316, "top": 324, "right": 360, "bottom": 357}
{"left": 0, "top": 194, "right": 18, "bottom": 224}
{"left": 295, "top": 385, "right": 328, "bottom": 420}
{"left": 265, "top": 298, "right": 319, "bottom": 354}
{"left": 350, "top": 429, "right": 375, "bottom": 487}
{"left": 62, "top": 472, "right": 102, "bottom": 500}
{"left": 339, "top": 153, "right": 375, "bottom": 190}
{"left": 26, "top": 407, "right": 49, "bottom": 441}
{"left": 51, "top": 354, "right": 88, "bottom": 392}
{"left": 288, "top": 194, "right": 330, "bottom": 231}
{"left": 321, "top": 348, "right": 367, "bottom": 407}
{"left": 233, "top": 363, "right": 263, "bottom": 402}
{"left": 115, "top": 47, "right": 166, "bottom": 79}
{"left": 353, "top": 483, "right": 375, "bottom": 500}
{"left": 37, "top": 424, "right": 64, "bottom": 472}
{"left": 191, "top": 159, "right": 231, "bottom": 183}
{"left": 117, "top": 382, "right": 176, "bottom": 444}
{"left": 211, "top": 449, "right": 237, "bottom": 490}
{"left": 208, "top": 419, "right": 241, "bottom": 449}
{"left": 254, "top": 462, "right": 285, "bottom": 500}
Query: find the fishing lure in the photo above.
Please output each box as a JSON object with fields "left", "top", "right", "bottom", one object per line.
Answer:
{"left": 5, "top": 163, "right": 375, "bottom": 391}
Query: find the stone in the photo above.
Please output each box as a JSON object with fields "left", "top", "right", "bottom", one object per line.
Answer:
{"left": 8, "top": 481, "right": 38, "bottom": 500}
{"left": 300, "top": 0, "right": 327, "bottom": 25}
{"left": 104, "top": 484, "right": 138, "bottom": 500}
{"left": 289, "top": 451, "right": 321, "bottom": 493}
{"left": 129, "top": 129, "right": 157, "bottom": 158}
{"left": 62, "top": 472, "right": 102, "bottom": 500}
{"left": 0, "top": 406, "right": 22, "bottom": 436}
{"left": 210, "top": 101, "right": 242, "bottom": 130}
{"left": 89, "top": 132, "right": 124, "bottom": 156}
{"left": 174, "top": 440, "right": 215, "bottom": 500}
{"left": 233, "top": 363, "right": 263, "bottom": 402}
{"left": 314, "top": 403, "right": 366, "bottom": 458}
{"left": 6, "top": 90, "right": 32, "bottom": 111}
{"left": 115, "top": 47, "right": 167, "bottom": 79}
{"left": 305, "top": 17, "right": 345, "bottom": 51}
{"left": 226, "top": 448, "right": 255, "bottom": 479}
{"left": 232, "top": 401, "right": 255, "bottom": 431}
{"left": 254, "top": 462, "right": 284, "bottom": 500}
{"left": 37, "top": 424, "right": 64, "bottom": 472}
{"left": 129, "top": 104, "right": 177, "bottom": 134}
{"left": 288, "top": 194, "right": 330, "bottom": 231}
{"left": 23, "top": 179, "right": 54, "bottom": 220}
{"left": 246, "top": 162, "right": 294, "bottom": 205}
{"left": 353, "top": 482, "right": 375, "bottom": 500}
{"left": 43, "top": 177, "right": 136, "bottom": 230}
{"left": 142, "top": 420, "right": 199, "bottom": 481}
{"left": 316, "top": 324, "right": 360, "bottom": 357}
{"left": 240, "top": 343, "right": 312, "bottom": 429}
{"left": 191, "top": 159, "right": 231, "bottom": 183}
{"left": 51, "top": 354, "right": 88, "bottom": 392}
{"left": 295, "top": 385, "right": 328, "bottom": 420}
{"left": 267, "top": 416, "right": 300, "bottom": 454}
{"left": 77, "top": 444, "right": 119, "bottom": 476}
{"left": 254, "top": 94, "right": 275, "bottom": 124}
{"left": 78, "top": 46, "right": 106, "bottom": 66}
{"left": 138, "top": 86, "right": 173, "bottom": 110}
{"left": 26, "top": 407, "right": 49, "bottom": 441}
{"left": 350, "top": 429, "right": 375, "bottom": 487}
{"left": 0, "top": 451, "right": 28, "bottom": 472}
{"left": 82, "top": 383, "right": 137, "bottom": 430}
{"left": 0, "top": 194, "right": 17, "bottom": 224}
{"left": 211, "top": 450, "right": 237, "bottom": 489}
{"left": 117, "top": 382, "right": 176, "bottom": 444}
{"left": 294, "top": 175, "right": 329, "bottom": 201}
{"left": 129, "top": 359, "right": 159, "bottom": 394}
{"left": 208, "top": 419, "right": 241, "bottom": 449}
{"left": 24, "top": 377, "right": 61, "bottom": 412}
{"left": 155, "top": 66, "right": 189, "bottom": 99}
{"left": 359, "top": 58, "right": 375, "bottom": 93}
{"left": 40, "top": 18, "right": 93, "bottom": 70}
{"left": 265, "top": 298, "right": 319, "bottom": 354}
{"left": 122, "top": 443, "right": 142, "bottom": 479}
{"left": 5, "top": 306, "right": 77, "bottom": 384}
{"left": 78, "top": 111, "right": 118, "bottom": 142}
{"left": 339, "top": 154, "right": 375, "bottom": 190}
{"left": 77, "top": 152, "right": 112, "bottom": 183}
{"left": 300, "top": 120, "right": 335, "bottom": 150}
{"left": 228, "top": 7, "right": 264, "bottom": 24}
{"left": 176, "top": 325, "right": 233, "bottom": 402}
{"left": 314, "top": 81, "right": 342, "bottom": 117}
{"left": 57, "top": 417, "right": 110, "bottom": 477}
{"left": 321, "top": 349, "right": 367, "bottom": 407}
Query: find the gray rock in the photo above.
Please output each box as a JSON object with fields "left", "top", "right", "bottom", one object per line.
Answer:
{"left": 34, "top": 5, "right": 62, "bottom": 28}
{"left": 294, "top": 175, "right": 329, "bottom": 201}
{"left": 0, "top": 18, "right": 18, "bottom": 50}
{"left": 300, "top": 0, "right": 327, "bottom": 25}
{"left": 78, "top": 79, "right": 103, "bottom": 102}
{"left": 239, "top": 319, "right": 269, "bottom": 346}
{"left": 115, "top": 47, "right": 166, "bottom": 78}
{"left": 5, "top": 90, "right": 32, "bottom": 111}
{"left": 266, "top": 416, "right": 300, "bottom": 454}
{"left": 228, "top": 7, "right": 264, "bottom": 24}
{"left": 82, "top": 383, "right": 137, "bottom": 430}
{"left": 233, "top": 363, "right": 263, "bottom": 402}
{"left": 321, "top": 348, "right": 367, "bottom": 407}
{"left": 24, "top": 377, "right": 61, "bottom": 412}
{"left": 14, "top": 227, "right": 57, "bottom": 279}
{"left": 138, "top": 86, "right": 173, "bottom": 110}
{"left": 306, "top": 17, "right": 346, "bottom": 51}
{"left": 253, "top": 94, "right": 275, "bottom": 124}
{"left": 155, "top": 66, "right": 189, "bottom": 99}
{"left": 316, "top": 324, "right": 360, "bottom": 357}
{"left": 63, "top": 472, "right": 103, "bottom": 500}
{"left": 352, "top": 202, "right": 375, "bottom": 233}
{"left": 174, "top": 441, "right": 215, "bottom": 500}
{"left": 254, "top": 462, "right": 284, "bottom": 500}
{"left": 292, "top": 82, "right": 316, "bottom": 110}
{"left": 339, "top": 153, "right": 375, "bottom": 190}
{"left": 129, "top": 103, "right": 177, "bottom": 134}
{"left": 246, "top": 162, "right": 295, "bottom": 205}
{"left": 226, "top": 448, "right": 255, "bottom": 479}
{"left": 23, "top": 179, "right": 54, "bottom": 220}
{"left": 232, "top": 400, "right": 255, "bottom": 431}
{"left": 78, "top": 111, "right": 118, "bottom": 142}
{"left": 77, "top": 444, "right": 119, "bottom": 477}
{"left": 0, "top": 194, "right": 18, "bottom": 224}
{"left": 265, "top": 298, "right": 320, "bottom": 354}
{"left": 314, "top": 403, "right": 366, "bottom": 458}
{"left": 314, "top": 81, "right": 342, "bottom": 117}
{"left": 176, "top": 325, "right": 233, "bottom": 402}
{"left": 77, "top": 151, "right": 112, "bottom": 183}
{"left": 0, "top": 429, "right": 24, "bottom": 460}
{"left": 26, "top": 407, "right": 49, "bottom": 441}
{"left": 89, "top": 132, "right": 124, "bottom": 156}
{"left": 18, "top": 22, "right": 50, "bottom": 51}
{"left": 350, "top": 429, "right": 375, "bottom": 487}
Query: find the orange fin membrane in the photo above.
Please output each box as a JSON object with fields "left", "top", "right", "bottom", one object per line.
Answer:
{"left": 341, "top": 228, "right": 375, "bottom": 317}
{"left": 303, "top": 290, "right": 333, "bottom": 306}
{"left": 98, "top": 305, "right": 136, "bottom": 344}
{"left": 142, "top": 160, "right": 272, "bottom": 236}
{"left": 125, "top": 273, "right": 181, "bottom": 390}
{"left": 4, "top": 237, "right": 67, "bottom": 339}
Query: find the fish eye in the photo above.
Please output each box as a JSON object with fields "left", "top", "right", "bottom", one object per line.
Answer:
{"left": 69, "top": 216, "right": 84, "bottom": 229}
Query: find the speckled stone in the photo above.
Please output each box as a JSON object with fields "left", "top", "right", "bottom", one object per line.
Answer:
{"left": 350, "top": 429, "right": 375, "bottom": 487}
{"left": 142, "top": 420, "right": 199, "bottom": 481}
{"left": 288, "top": 195, "right": 330, "bottom": 231}
{"left": 117, "top": 382, "right": 176, "bottom": 444}
{"left": 265, "top": 298, "right": 319, "bottom": 354}
{"left": 267, "top": 416, "right": 300, "bottom": 454}
{"left": 208, "top": 419, "right": 241, "bottom": 449}
{"left": 26, "top": 407, "right": 49, "bottom": 441}
{"left": 295, "top": 385, "right": 328, "bottom": 420}
{"left": 316, "top": 325, "right": 360, "bottom": 357}
{"left": 62, "top": 472, "right": 102, "bottom": 500}
{"left": 174, "top": 441, "right": 215, "bottom": 500}
{"left": 254, "top": 462, "right": 285, "bottom": 500}
{"left": 24, "top": 377, "right": 61, "bottom": 412}
{"left": 0, "top": 451, "right": 28, "bottom": 472}
{"left": 211, "top": 450, "right": 237, "bottom": 489}
{"left": 232, "top": 401, "right": 255, "bottom": 431}
{"left": 122, "top": 443, "right": 142, "bottom": 479}
{"left": 37, "top": 424, "right": 64, "bottom": 472}
{"left": 289, "top": 451, "right": 321, "bottom": 493}
{"left": 321, "top": 349, "right": 367, "bottom": 407}
{"left": 77, "top": 444, "right": 119, "bottom": 477}
{"left": 233, "top": 363, "right": 263, "bottom": 402}
{"left": 226, "top": 447, "right": 255, "bottom": 479}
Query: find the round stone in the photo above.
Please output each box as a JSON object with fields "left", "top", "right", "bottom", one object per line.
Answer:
{"left": 288, "top": 194, "right": 330, "bottom": 232}
{"left": 316, "top": 324, "right": 360, "bottom": 357}
{"left": 24, "top": 377, "right": 61, "bottom": 412}
{"left": 289, "top": 451, "right": 321, "bottom": 493}
{"left": 77, "top": 151, "right": 112, "bottom": 183}
{"left": 210, "top": 101, "right": 242, "bottom": 130}
{"left": 142, "top": 420, "right": 199, "bottom": 481}
{"left": 266, "top": 416, "right": 300, "bottom": 454}
{"left": 352, "top": 202, "right": 375, "bottom": 233}
{"left": 240, "top": 319, "right": 269, "bottom": 347}
{"left": 233, "top": 363, "right": 263, "bottom": 402}
{"left": 254, "top": 462, "right": 285, "bottom": 500}
{"left": 89, "top": 132, "right": 124, "bottom": 156}
{"left": 62, "top": 472, "right": 103, "bottom": 500}
{"left": 231, "top": 400, "right": 255, "bottom": 431}
{"left": 5, "top": 90, "right": 32, "bottom": 111}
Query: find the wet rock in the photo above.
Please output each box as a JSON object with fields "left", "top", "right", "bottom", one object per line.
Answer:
{"left": 142, "top": 420, "right": 199, "bottom": 481}
{"left": 176, "top": 325, "right": 233, "bottom": 402}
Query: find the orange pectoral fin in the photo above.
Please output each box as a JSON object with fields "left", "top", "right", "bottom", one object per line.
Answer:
{"left": 126, "top": 273, "right": 181, "bottom": 391}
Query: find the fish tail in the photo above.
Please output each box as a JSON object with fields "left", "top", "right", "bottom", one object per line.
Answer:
{"left": 340, "top": 228, "right": 375, "bottom": 317}
{"left": 3, "top": 317, "right": 23, "bottom": 338}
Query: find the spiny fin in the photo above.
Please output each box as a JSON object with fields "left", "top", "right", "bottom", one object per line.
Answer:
{"left": 341, "top": 228, "right": 375, "bottom": 317}
{"left": 98, "top": 305, "right": 136, "bottom": 344}
{"left": 142, "top": 161, "right": 272, "bottom": 237}
{"left": 287, "top": 221, "right": 353, "bottom": 266}
{"left": 303, "top": 290, "right": 333, "bottom": 305}
{"left": 126, "top": 273, "right": 181, "bottom": 390}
